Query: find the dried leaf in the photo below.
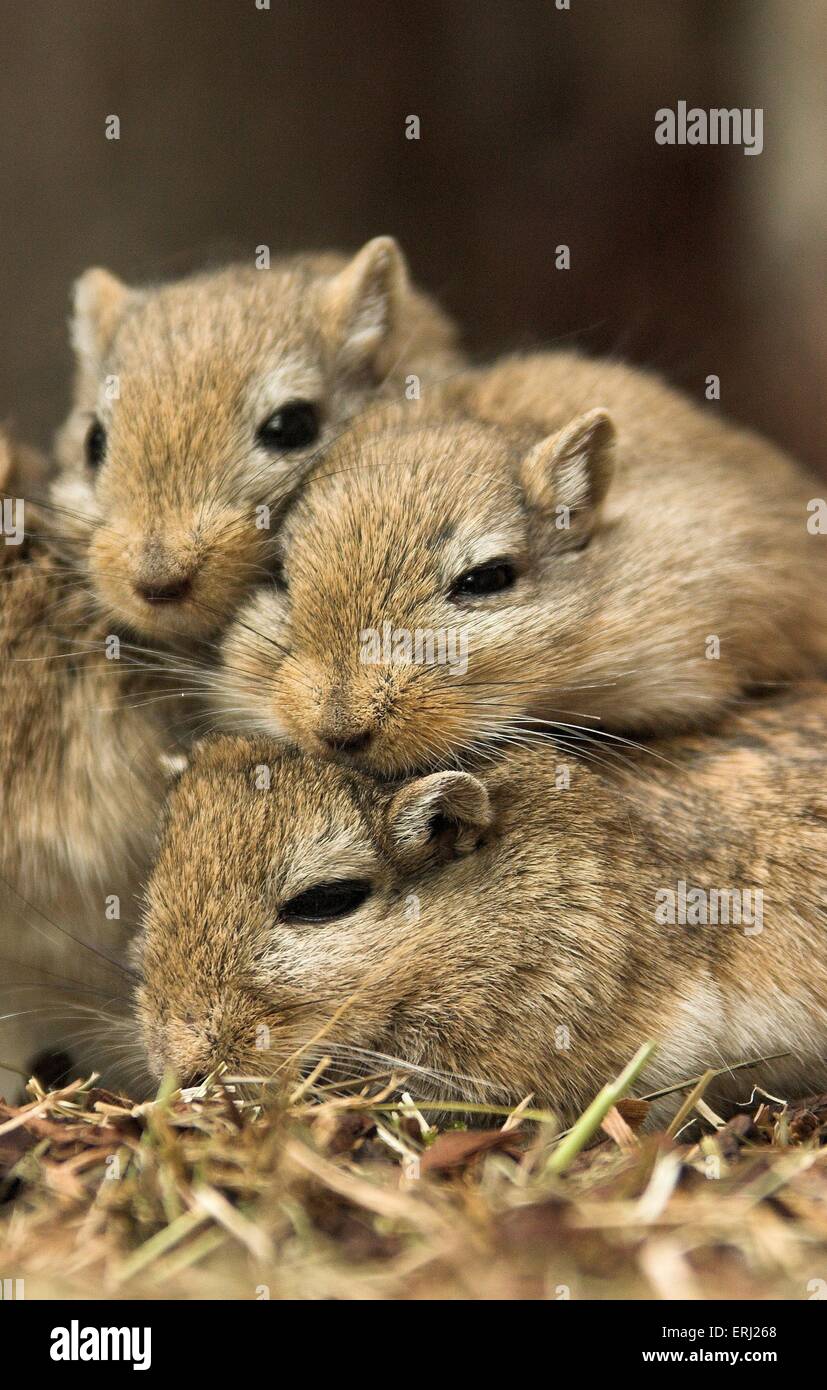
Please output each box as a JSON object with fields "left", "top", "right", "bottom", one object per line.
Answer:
{"left": 419, "top": 1127, "right": 524, "bottom": 1174}
{"left": 601, "top": 1104, "right": 640, "bottom": 1151}
{"left": 615, "top": 1097, "right": 651, "bottom": 1131}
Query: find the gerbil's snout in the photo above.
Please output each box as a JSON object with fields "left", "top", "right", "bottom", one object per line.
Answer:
{"left": 276, "top": 657, "right": 468, "bottom": 774}
{"left": 135, "top": 575, "right": 193, "bottom": 605}
{"left": 132, "top": 540, "right": 197, "bottom": 606}
{"left": 91, "top": 505, "right": 271, "bottom": 638}
{"left": 313, "top": 687, "right": 381, "bottom": 760}
{"left": 317, "top": 723, "right": 374, "bottom": 756}
{"left": 147, "top": 1009, "right": 241, "bottom": 1086}
{"left": 138, "top": 964, "right": 273, "bottom": 1086}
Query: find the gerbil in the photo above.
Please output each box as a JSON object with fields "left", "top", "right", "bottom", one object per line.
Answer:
{"left": 136, "top": 684, "right": 827, "bottom": 1121}
{"left": 1, "top": 458, "right": 174, "bottom": 891}
{"left": 215, "top": 351, "right": 827, "bottom": 774}
{"left": 0, "top": 432, "right": 184, "bottom": 1091}
{"left": 51, "top": 238, "right": 462, "bottom": 644}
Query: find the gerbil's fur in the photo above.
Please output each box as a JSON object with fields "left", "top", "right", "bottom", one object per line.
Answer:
{"left": 1, "top": 434, "right": 183, "bottom": 1091}
{"left": 215, "top": 351, "right": 827, "bottom": 774}
{"left": 51, "top": 239, "right": 462, "bottom": 643}
{"left": 1, "top": 499, "right": 171, "bottom": 890}
{"left": 136, "top": 684, "right": 827, "bottom": 1122}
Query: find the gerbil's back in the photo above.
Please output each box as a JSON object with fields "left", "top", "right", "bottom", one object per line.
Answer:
{"left": 445, "top": 350, "right": 814, "bottom": 487}
{"left": 611, "top": 683, "right": 827, "bottom": 847}
{"left": 480, "top": 683, "right": 827, "bottom": 939}
{"left": 474, "top": 687, "right": 827, "bottom": 1103}
{"left": 466, "top": 353, "right": 827, "bottom": 696}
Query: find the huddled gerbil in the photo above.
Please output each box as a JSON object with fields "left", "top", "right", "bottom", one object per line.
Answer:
{"left": 50, "top": 238, "right": 462, "bottom": 644}
{"left": 6, "top": 242, "right": 827, "bottom": 1125}
{"left": 0, "top": 431, "right": 185, "bottom": 1090}
{"left": 213, "top": 351, "right": 827, "bottom": 775}
{"left": 1, "top": 445, "right": 176, "bottom": 891}
{"left": 0, "top": 236, "right": 461, "bottom": 1092}
{"left": 136, "top": 684, "right": 827, "bottom": 1120}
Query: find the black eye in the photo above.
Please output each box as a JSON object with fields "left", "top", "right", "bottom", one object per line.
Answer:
{"left": 450, "top": 559, "right": 517, "bottom": 599}
{"left": 257, "top": 400, "right": 320, "bottom": 453}
{"left": 280, "top": 879, "right": 372, "bottom": 924}
{"left": 85, "top": 418, "right": 107, "bottom": 470}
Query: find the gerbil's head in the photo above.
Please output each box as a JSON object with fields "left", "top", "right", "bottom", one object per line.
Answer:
{"left": 136, "top": 737, "right": 494, "bottom": 1088}
{"left": 217, "top": 408, "right": 615, "bottom": 774}
{"left": 53, "top": 238, "right": 452, "bottom": 641}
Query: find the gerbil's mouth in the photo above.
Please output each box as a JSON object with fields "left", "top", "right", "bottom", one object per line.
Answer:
{"left": 90, "top": 526, "right": 245, "bottom": 640}
{"left": 135, "top": 576, "right": 193, "bottom": 605}
{"left": 129, "top": 597, "right": 220, "bottom": 641}
{"left": 318, "top": 729, "right": 374, "bottom": 758}
{"left": 312, "top": 731, "right": 441, "bottom": 780}
{"left": 99, "top": 575, "right": 225, "bottom": 641}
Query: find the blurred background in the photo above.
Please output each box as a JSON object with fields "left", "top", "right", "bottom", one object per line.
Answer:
{"left": 0, "top": 0, "right": 824, "bottom": 470}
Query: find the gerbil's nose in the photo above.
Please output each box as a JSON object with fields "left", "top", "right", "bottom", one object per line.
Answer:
{"left": 320, "top": 727, "right": 373, "bottom": 754}
{"left": 316, "top": 690, "right": 376, "bottom": 756}
{"left": 135, "top": 576, "right": 193, "bottom": 604}
{"left": 133, "top": 538, "right": 196, "bottom": 605}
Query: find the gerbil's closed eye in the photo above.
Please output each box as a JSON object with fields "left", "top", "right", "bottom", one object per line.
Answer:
{"left": 85, "top": 417, "right": 107, "bottom": 470}
{"left": 280, "top": 878, "right": 372, "bottom": 924}
{"left": 449, "top": 558, "right": 517, "bottom": 601}
{"left": 256, "top": 400, "right": 320, "bottom": 453}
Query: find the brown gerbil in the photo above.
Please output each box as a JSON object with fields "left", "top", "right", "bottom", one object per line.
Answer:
{"left": 135, "top": 683, "right": 827, "bottom": 1121}
{"left": 213, "top": 351, "right": 827, "bottom": 774}
{"left": 50, "top": 238, "right": 462, "bottom": 644}
{"left": 1, "top": 432, "right": 184, "bottom": 1091}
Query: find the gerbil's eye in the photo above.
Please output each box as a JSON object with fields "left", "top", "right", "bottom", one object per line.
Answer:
{"left": 280, "top": 879, "right": 372, "bottom": 924}
{"left": 450, "top": 559, "right": 517, "bottom": 599}
{"left": 257, "top": 400, "right": 320, "bottom": 453}
{"left": 85, "top": 418, "right": 107, "bottom": 470}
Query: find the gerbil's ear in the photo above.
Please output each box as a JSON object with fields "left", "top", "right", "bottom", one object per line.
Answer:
{"left": 71, "top": 268, "right": 132, "bottom": 368}
{"left": 386, "top": 770, "right": 492, "bottom": 865}
{"left": 324, "top": 236, "right": 409, "bottom": 379}
{"left": 521, "top": 408, "right": 615, "bottom": 545}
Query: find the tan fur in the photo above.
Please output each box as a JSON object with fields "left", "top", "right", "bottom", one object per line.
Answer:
{"left": 51, "top": 239, "right": 462, "bottom": 643}
{"left": 214, "top": 351, "right": 827, "bottom": 774}
{"left": 136, "top": 685, "right": 827, "bottom": 1120}
{"left": 0, "top": 438, "right": 184, "bottom": 1091}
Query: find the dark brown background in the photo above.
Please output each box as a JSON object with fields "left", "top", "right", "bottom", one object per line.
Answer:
{"left": 1, "top": 0, "right": 824, "bottom": 471}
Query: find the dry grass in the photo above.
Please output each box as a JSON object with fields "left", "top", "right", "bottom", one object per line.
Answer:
{"left": 2, "top": 1049, "right": 827, "bottom": 1300}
